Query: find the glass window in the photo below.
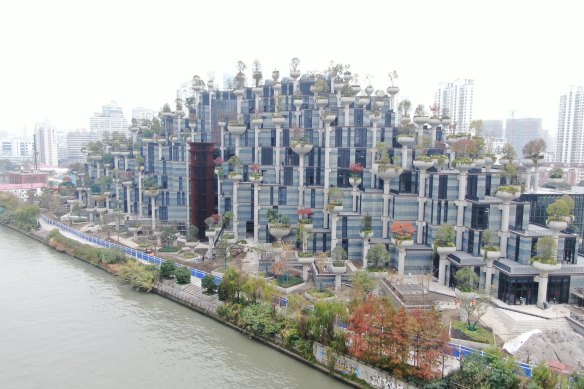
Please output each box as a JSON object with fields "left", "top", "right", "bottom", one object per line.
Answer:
{"left": 438, "top": 175, "right": 448, "bottom": 199}
{"left": 355, "top": 148, "right": 367, "bottom": 167}
{"left": 355, "top": 127, "right": 366, "bottom": 147}
{"left": 471, "top": 205, "right": 489, "bottom": 230}
{"left": 278, "top": 187, "right": 287, "bottom": 205}
{"left": 261, "top": 147, "right": 273, "bottom": 165}
{"left": 335, "top": 128, "right": 343, "bottom": 147}
{"left": 284, "top": 167, "right": 293, "bottom": 186}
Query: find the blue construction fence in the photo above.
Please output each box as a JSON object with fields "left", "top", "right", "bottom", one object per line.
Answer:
{"left": 445, "top": 343, "right": 533, "bottom": 378}
{"left": 41, "top": 215, "right": 222, "bottom": 285}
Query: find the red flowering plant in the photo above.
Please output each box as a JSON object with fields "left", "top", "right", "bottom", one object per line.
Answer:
{"left": 349, "top": 163, "right": 364, "bottom": 178}
{"left": 297, "top": 207, "right": 313, "bottom": 224}
{"left": 249, "top": 163, "right": 262, "bottom": 179}
{"left": 204, "top": 213, "right": 222, "bottom": 230}
{"left": 391, "top": 221, "right": 416, "bottom": 243}
{"left": 214, "top": 157, "right": 224, "bottom": 165}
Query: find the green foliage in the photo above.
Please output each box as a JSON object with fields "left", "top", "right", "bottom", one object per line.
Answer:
{"left": 367, "top": 244, "right": 390, "bottom": 268}
{"left": 217, "top": 302, "right": 243, "bottom": 322}
{"left": 160, "top": 260, "right": 176, "bottom": 279}
{"left": 549, "top": 167, "right": 564, "bottom": 178}
{"left": 13, "top": 204, "right": 40, "bottom": 230}
{"left": 454, "top": 268, "right": 479, "bottom": 292}
{"left": 276, "top": 275, "right": 303, "bottom": 288}
{"left": 118, "top": 259, "right": 156, "bottom": 291}
{"left": 160, "top": 226, "right": 177, "bottom": 247}
{"left": 98, "top": 248, "right": 127, "bottom": 264}
{"left": 159, "top": 246, "right": 180, "bottom": 252}
{"left": 239, "top": 303, "right": 283, "bottom": 338}
{"left": 449, "top": 348, "right": 522, "bottom": 389}
{"left": 174, "top": 266, "right": 191, "bottom": 284}
{"left": 533, "top": 236, "right": 557, "bottom": 262}
{"left": 201, "top": 274, "right": 217, "bottom": 294}
{"left": 530, "top": 363, "right": 559, "bottom": 389}
{"left": 218, "top": 267, "right": 244, "bottom": 302}
{"left": 331, "top": 247, "right": 347, "bottom": 262}
{"left": 496, "top": 185, "right": 520, "bottom": 194}
{"left": 434, "top": 224, "right": 455, "bottom": 247}
{"left": 501, "top": 143, "right": 517, "bottom": 160}
{"left": 308, "top": 301, "right": 347, "bottom": 346}
{"left": 451, "top": 321, "right": 493, "bottom": 344}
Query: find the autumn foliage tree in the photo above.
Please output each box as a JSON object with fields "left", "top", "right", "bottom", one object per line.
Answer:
{"left": 346, "top": 297, "right": 446, "bottom": 380}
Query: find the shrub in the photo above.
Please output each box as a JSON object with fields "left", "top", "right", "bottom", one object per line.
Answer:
{"left": 434, "top": 224, "right": 455, "bottom": 247}
{"left": 174, "top": 266, "right": 191, "bottom": 284}
{"left": 239, "top": 303, "right": 283, "bottom": 338}
{"left": 454, "top": 268, "right": 479, "bottom": 292}
{"left": 160, "top": 260, "right": 176, "bottom": 279}
{"left": 201, "top": 274, "right": 217, "bottom": 294}
{"left": 391, "top": 221, "right": 415, "bottom": 241}
{"left": 98, "top": 248, "right": 127, "bottom": 264}
{"left": 118, "top": 259, "right": 156, "bottom": 291}
{"left": 451, "top": 321, "right": 494, "bottom": 344}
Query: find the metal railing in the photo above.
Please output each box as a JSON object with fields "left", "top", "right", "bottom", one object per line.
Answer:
{"left": 41, "top": 215, "right": 221, "bottom": 284}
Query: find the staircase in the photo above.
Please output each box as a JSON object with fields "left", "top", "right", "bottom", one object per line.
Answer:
{"left": 493, "top": 308, "right": 573, "bottom": 338}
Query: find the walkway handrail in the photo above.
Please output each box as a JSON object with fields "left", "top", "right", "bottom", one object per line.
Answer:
{"left": 40, "top": 215, "right": 222, "bottom": 284}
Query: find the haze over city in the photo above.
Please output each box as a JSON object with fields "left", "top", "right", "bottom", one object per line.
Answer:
{"left": 1, "top": 0, "right": 583, "bottom": 136}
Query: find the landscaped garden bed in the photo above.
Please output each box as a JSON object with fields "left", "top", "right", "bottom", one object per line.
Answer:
{"left": 451, "top": 320, "right": 494, "bottom": 344}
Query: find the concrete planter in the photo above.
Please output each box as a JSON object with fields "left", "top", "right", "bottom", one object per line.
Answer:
{"left": 413, "top": 115, "right": 429, "bottom": 125}
{"left": 455, "top": 288, "right": 478, "bottom": 301}
{"left": 272, "top": 117, "right": 286, "bottom": 126}
{"left": 436, "top": 246, "right": 456, "bottom": 256}
{"left": 299, "top": 222, "right": 313, "bottom": 230}
{"left": 413, "top": 160, "right": 434, "bottom": 170}
{"left": 331, "top": 265, "right": 346, "bottom": 274}
{"left": 229, "top": 173, "right": 242, "bottom": 182}
{"left": 269, "top": 225, "right": 291, "bottom": 239}
{"left": 205, "top": 230, "right": 216, "bottom": 239}
{"left": 275, "top": 282, "right": 307, "bottom": 295}
{"left": 485, "top": 250, "right": 501, "bottom": 260}
{"left": 392, "top": 238, "right": 414, "bottom": 247}
{"left": 397, "top": 136, "right": 415, "bottom": 146}
{"left": 348, "top": 177, "right": 362, "bottom": 186}
{"left": 340, "top": 96, "right": 355, "bottom": 105}
{"left": 143, "top": 189, "right": 160, "bottom": 197}
{"left": 291, "top": 143, "right": 313, "bottom": 155}
{"left": 249, "top": 175, "right": 263, "bottom": 183}
{"left": 304, "top": 291, "right": 336, "bottom": 303}
{"left": 548, "top": 177, "right": 563, "bottom": 184}
{"left": 386, "top": 86, "right": 399, "bottom": 95}
{"left": 366, "top": 270, "right": 388, "bottom": 279}
{"left": 227, "top": 124, "right": 247, "bottom": 136}
{"left": 532, "top": 261, "right": 561, "bottom": 272}
{"left": 359, "top": 230, "right": 374, "bottom": 239}
{"left": 251, "top": 117, "right": 263, "bottom": 126}
{"left": 495, "top": 189, "right": 519, "bottom": 202}
{"left": 373, "top": 165, "right": 403, "bottom": 180}
{"left": 328, "top": 205, "right": 343, "bottom": 213}
{"left": 547, "top": 220, "right": 568, "bottom": 231}
{"left": 297, "top": 256, "right": 315, "bottom": 265}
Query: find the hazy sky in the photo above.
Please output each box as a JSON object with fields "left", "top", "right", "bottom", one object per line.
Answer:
{"left": 1, "top": 0, "right": 583, "bottom": 137}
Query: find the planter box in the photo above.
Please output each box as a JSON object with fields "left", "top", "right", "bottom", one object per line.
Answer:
{"left": 349, "top": 177, "right": 361, "bottom": 186}
{"left": 360, "top": 230, "right": 374, "bottom": 239}
{"left": 366, "top": 270, "right": 388, "bottom": 279}
{"left": 304, "top": 291, "right": 336, "bottom": 303}
{"left": 331, "top": 265, "right": 346, "bottom": 274}
{"left": 496, "top": 189, "right": 519, "bottom": 202}
{"left": 391, "top": 238, "right": 414, "bottom": 247}
{"left": 374, "top": 165, "right": 403, "bottom": 180}
{"left": 485, "top": 250, "right": 501, "bottom": 260}
{"left": 227, "top": 124, "right": 247, "bottom": 136}
{"left": 547, "top": 220, "right": 568, "bottom": 231}
{"left": 275, "top": 281, "right": 306, "bottom": 295}
{"left": 291, "top": 143, "right": 313, "bottom": 155}
{"left": 272, "top": 117, "right": 286, "bottom": 126}
{"left": 143, "top": 189, "right": 160, "bottom": 197}
{"left": 297, "top": 256, "right": 315, "bottom": 265}
{"left": 229, "top": 173, "right": 242, "bottom": 182}
{"left": 436, "top": 246, "right": 456, "bottom": 256}
{"left": 397, "top": 136, "right": 415, "bottom": 146}
{"left": 413, "top": 160, "right": 434, "bottom": 170}
{"left": 249, "top": 175, "right": 263, "bottom": 183}
{"left": 269, "top": 225, "right": 291, "bottom": 239}
{"left": 532, "top": 261, "right": 561, "bottom": 272}
{"left": 455, "top": 288, "right": 478, "bottom": 301}
{"left": 328, "top": 205, "right": 343, "bottom": 213}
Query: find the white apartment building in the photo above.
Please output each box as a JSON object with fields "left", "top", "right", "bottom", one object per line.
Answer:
{"left": 555, "top": 86, "right": 584, "bottom": 164}
{"left": 131, "top": 107, "right": 158, "bottom": 122}
{"left": 434, "top": 79, "right": 474, "bottom": 133}
{"left": 34, "top": 121, "right": 58, "bottom": 167}
{"left": 0, "top": 137, "right": 33, "bottom": 160}
{"left": 89, "top": 101, "right": 129, "bottom": 138}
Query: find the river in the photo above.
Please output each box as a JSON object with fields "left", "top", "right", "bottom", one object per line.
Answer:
{"left": 0, "top": 226, "right": 347, "bottom": 389}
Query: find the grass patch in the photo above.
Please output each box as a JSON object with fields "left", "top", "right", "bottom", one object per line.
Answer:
{"left": 159, "top": 246, "right": 180, "bottom": 253}
{"left": 451, "top": 320, "right": 494, "bottom": 344}
{"left": 307, "top": 288, "right": 335, "bottom": 298}
{"left": 366, "top": 266, "right": 387, "bottom": 273}
{"left": 276, "top": 275, "right": 304, "bottom": 288}
{"left": 182, "top": 252, "right": 197, "bottom": 258}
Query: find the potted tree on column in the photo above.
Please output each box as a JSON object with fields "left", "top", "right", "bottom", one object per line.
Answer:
{"left": 434, "top": 224, "right": 456, "bottom": 286}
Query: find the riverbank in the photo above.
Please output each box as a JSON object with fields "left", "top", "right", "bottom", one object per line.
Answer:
{"left": 2, "top": 221, "right": 365, "bottom": 388}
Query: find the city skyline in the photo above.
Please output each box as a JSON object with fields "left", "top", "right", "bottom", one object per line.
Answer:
{"left": 1, "top": 0, "right": 583, "bottom": 136}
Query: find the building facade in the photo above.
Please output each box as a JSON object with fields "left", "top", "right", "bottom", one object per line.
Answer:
{"left": 434, "top": 79, "right": 474, "bottom": 133}
{"left": 90, "top": 102, "right": 129, "bottom": 139}
{"left": 555, "top": 86, "right": 584, "bottom": 164}
{"left": 505, "top": 118, "right": 543, "bottom": 157}
{"left": 34, "top": 121, "right": 58, "bottom": 167}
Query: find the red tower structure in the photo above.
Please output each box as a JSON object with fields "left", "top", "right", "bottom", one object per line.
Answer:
{"left": 189, "top": 142, "right": 215, "bottom": 239}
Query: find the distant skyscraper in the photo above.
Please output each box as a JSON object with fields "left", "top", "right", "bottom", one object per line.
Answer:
{"left": 67, "top": 129, "right": 98, "bottom": 162}
{"left": 434, "top": 79, "right": 474, "bottom": 132}
{"left": 482, "top": 120, "right": 504, "bottom": 138}
{"left": 555, "top": 86, "right": 584, "bottom": 163}
{"left": 34, "top": 121, "right": 58, "bottom": 167}
{"left": 89, "top": 102, "right": 128, "bottom": 138}
{"left": 131, "top": 107, "right": 158, "bottom": 122}
{"left": 56, "top": 131, "right": 68, "bottom": 164}
{"left": 505, "top": 118, "right": 542, "bottom": 157}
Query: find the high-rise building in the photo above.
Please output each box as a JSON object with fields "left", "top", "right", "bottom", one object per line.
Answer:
{"left": 434, "top": 79, "right": 474, "bottom": 132}
{"left": 0, "top": 137, "right": 33, "bottom": 160}
{"left": 89, "top": 101, "right": 129, "bottom": 138}
{"left": 66, "top": 129, "right": 98, "bottom": 162}
{"left": 482, "top": 120, "right": 504, "bottom": 138}
{"left": 131, "top": 107, "right": 158, "bottom": 122}
{"left": 555, "top": 86, "right": 584, "bottom": 163}
{"left": 505, "top": 118, "right": 543, "bottom": 157}
{"left": 34, "top": 121, "right": 58, "bottom": 167}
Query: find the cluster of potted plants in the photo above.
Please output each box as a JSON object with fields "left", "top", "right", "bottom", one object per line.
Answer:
{"left": 548, "top": 167, "right": 564, "bottom": 184}
{"left": 360, "top": 214, "right": 373, "bottom": 239}
{"left": 481, "top": 230, "right": 501, "bottom": 260}
{"left": 267, "top": 209, "right": 291, "bottom": 240}
{"left": 326, "top": 187, "right": 344, "bottom": 213}
{"left": 530, "top": 236, "right": 561, "bottom": 271}
{"left": 204, "top": 214, "right": 222, "bottom": 238}
{"left": 433, "top": 224, "right": 456, "bottom": 255}
{"left": 142, "top": 176, "right": 159, "bottom": 197}
{"left": 227, "top": 156, "right": 243, "bottom": 181}
{"left": 391, "top": 221, "right": 415, "bottom": 246}
{"left": 349, "top": 163, "right": 364, "bottom": 186}
{"left": 297, "top": 207, "right": 313, "bottom": 229}
{"left": 249, "top": 163, "right": 263, "bottom": 183}
{"left": 373, "top": 142, "right": 403, "bottom": 179}
{"left": 547, "top": 195, "right": 575, "bottom": 231}
{"left": 290, "top": 129, "right": 313, "bottom": 155}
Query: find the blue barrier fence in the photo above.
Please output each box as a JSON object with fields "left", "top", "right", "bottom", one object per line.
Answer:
{"left": 41, "top": 215, "right": 222, "bottom": 284}
{"left": 445, "top": 342, "right": 532, "bottom": 378}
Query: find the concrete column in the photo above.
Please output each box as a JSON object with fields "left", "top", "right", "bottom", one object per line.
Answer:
{"left": 335, "top": 274, "right": 342, "bottom": 291}
{"left": 533, "top": 166, "right": 540, "bottom": 191}
{"left": 456, "top": 172, "right": 468, "bottom": 250}
{"left": 151, "top": 202, "right": 156, "bottom": 231}
{"left": 382, "top": 181, "right": 390, "bottom": 238}
{"left": 484, "top": 261, "right": 494, "bottom": 294}
{"left": 324, "top": 125, "right": 331, "bottom": 192}
{"left": 536, "top": 273, "right": 549, "bottom": 308}
{"left": 138, "top": 172, "right": 143, "bottom": 218}
{"left": 417, "top": 171, "right": 427, "bottom": 243}
{"left": 302, "top": 265, "right": 309, "bottom": 281}
{"left": 232, "top": 180, "right": 239, "bottom": 240}
{"left": 253, "top": 184, "right": 260, "bottom": 245}
{"left": 275, "top": 126, "right": 281, "bottom": 185}
{"left": 351, "top": 185, "right": 358, "bottom": 212}
{"left": 362, "top": 238, "right": 370, "bottom": 269}
{"left": 125, "top": 184, "right": 131, "bottom": 215}
{"left": 370, "top": 124, "right": 378, "bottom": 189}
{"left": 401, "top": 146, "right": 408, "bottom": 169}
{"left": 438, "top": 257, "right": 448, "bottom": 286}
{"left": 235, "top": 136, "right": 240, "bottom": 157}
{"left": 217, "top": 178, "right": 222, "bottom": 215}
{"left": 499, "top": 203, "right": 511, "bottom": 256}
{"left": 330, "top": 213, "right": 338, "bottom": 251}
{"left": 398, "top": 248, "right": 406, "bottom": 276}
{"left": 255, "top": 126, "right": 260, "bottom": 163}
{"left": 96, "top": 161, "right": 101, "bottom": 179}
{"left": 298, "top": 157, "right": 304, "bottom": 207}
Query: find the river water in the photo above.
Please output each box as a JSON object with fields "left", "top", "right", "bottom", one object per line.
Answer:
{"left": 0, "top": 226, "right": 347, "bottom": 389}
